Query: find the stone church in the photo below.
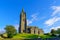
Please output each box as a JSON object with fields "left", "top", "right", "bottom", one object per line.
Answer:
{"left": 19, "top": 9, "right": 44, "bottom": 35}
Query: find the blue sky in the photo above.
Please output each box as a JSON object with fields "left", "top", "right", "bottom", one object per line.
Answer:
{"left": 0, "top": 0, "right": 60, "bottom": 33}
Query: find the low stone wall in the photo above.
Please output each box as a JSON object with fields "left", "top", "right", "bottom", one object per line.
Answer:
{"left": 45, "top": 38, "right": 60, "bottom": 40}
{"left": 0, "top": 38, "right": 24, "bottom": 40}
{"left": 0, "top": 38, "right": 60, "bottom": 40}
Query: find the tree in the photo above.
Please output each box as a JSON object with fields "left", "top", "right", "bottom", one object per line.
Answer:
{"left": 57, "top": 28, "right": 60, "bottom": 34}
{"left": 56, "top": 28, "right": 60, "bottom": 37}
{"left": 5, "top": 25, "right": 17, "bottom": 38}
{"left": 50, "top": 29, "right": 57, "bottom": 36}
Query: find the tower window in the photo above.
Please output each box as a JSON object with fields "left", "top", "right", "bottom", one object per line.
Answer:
{"left": 23, "top": 19, "right": 25, "bottom": 21}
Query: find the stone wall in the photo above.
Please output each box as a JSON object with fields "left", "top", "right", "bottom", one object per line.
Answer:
{"left": 38, "top": 29, "right": 44, "bottom": 35}
{"left": 34, "top": 27, "right": 38, "bottom": 35}
{"left": 30, "top": 27, "right": 35, "bottom": 34}
{"left": 27, "top": 26, "right": 44, "bottom": 35}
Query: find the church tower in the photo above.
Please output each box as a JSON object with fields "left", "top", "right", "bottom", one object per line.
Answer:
{"left": 19, "top": 9, "right": 27, "bottom": 33}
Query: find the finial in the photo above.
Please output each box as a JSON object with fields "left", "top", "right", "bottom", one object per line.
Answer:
{"left": 22, "top": 8, "right": 24, "bottom": 12}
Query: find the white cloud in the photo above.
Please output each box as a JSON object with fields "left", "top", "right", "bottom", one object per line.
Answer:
{"left": 0, "top": 28, "right": 5, "bottom": 34}
{"left": 44, "top": 16, "right": 60, "bottom": 26}
{"left": 27, "top": 14, "right": 39, "bottom": 25}
{"left": 44, "top": 6, "right": 60, "bottom": 26}
{"left": 14, "top": 24, "right": 19, "bottom": 30}
{"left": 27, "top": 20, "right": 32, "bottom": 25}
{"left": 50, "top": 26, "right": 60, "bottom": 30}
{"left": 31, "top": 14, "right": 38, "bottom": 20}
{"left": 51, "top": 6, "right": 60, "bottom": 16}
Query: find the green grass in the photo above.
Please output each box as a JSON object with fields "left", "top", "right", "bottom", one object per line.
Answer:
{"left": 0, "top": 33, "right": 56, "bottom": 40}
{"left": 13, "top": 33, "right": 38, "bottom": 39}
{"left": 39, "top": 35, "right": 55, "bottom": 39}
{"left": 0, "top": 36, "right": 4, "bottom": 40}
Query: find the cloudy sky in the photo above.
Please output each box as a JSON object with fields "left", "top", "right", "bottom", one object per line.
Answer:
{"left": 0, "top": 0, "right": 60, "bottom": 33}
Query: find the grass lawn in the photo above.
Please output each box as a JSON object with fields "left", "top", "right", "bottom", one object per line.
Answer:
{"left": 39, "top": 34, "right": 55, "bottom": 39}
{"left": 13, "top": 33, "right": 38, "bottom": 39}
{"left": 0, "top": 36, "right": 4, "bottom": 40}
{"left": 0, "top": 33, "right": 56, "bottom": 40}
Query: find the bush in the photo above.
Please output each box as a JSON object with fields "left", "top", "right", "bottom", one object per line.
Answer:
{"left": 5, "top": 25, "right": 17, "bottom": 38}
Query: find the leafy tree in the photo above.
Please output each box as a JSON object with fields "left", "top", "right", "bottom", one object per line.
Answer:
{"left": 5, "top": 25, "right": 17, "bottom": 38}
{"left": 56, "top": 28, "right": 60, "bottom": 37}
{"left": 57, "top": 28, "right": 60, "bottom": 34}
{"left": 51, "top": 29, "right": 57, "bottom": 36}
